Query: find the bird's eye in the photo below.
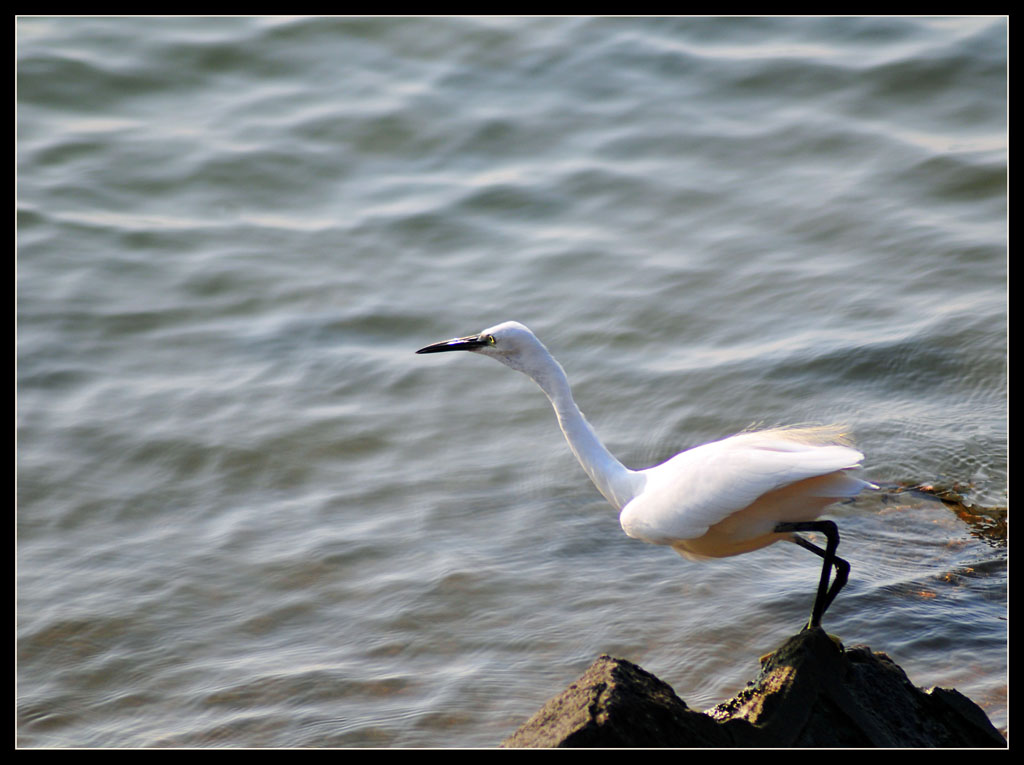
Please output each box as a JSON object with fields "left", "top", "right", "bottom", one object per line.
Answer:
{"left": 486, "top": 335, "right": 497, "bottom": 345}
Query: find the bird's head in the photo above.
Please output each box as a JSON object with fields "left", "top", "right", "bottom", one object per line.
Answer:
{"left": 416, "top": 321, "right": 555, "bottom": 377}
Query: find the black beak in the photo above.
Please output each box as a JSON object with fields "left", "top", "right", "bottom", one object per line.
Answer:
{"left": 415, "top": 334, "right": 489, "bottom": 354}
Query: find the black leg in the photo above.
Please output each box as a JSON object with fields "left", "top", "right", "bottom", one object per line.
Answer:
{"left": 773, "top": 520, "right": 850, "bottom": 628}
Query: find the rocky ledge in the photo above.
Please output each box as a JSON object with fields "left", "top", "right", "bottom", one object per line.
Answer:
{"left": 501, "top": 627, "right": 1005, "bottom": 748}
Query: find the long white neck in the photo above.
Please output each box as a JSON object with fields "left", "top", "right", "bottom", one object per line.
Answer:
{"left": 523, "top": 354, "right": 638, "bottom": 510}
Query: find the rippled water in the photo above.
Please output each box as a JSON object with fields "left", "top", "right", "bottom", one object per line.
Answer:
{"left": 17, "top": 16, "right": 1006, "bottom": 747}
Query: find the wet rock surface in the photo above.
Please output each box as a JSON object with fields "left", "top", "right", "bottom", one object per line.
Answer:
{"left": 501, "top": 627, "right": 1006, "bottom": 748}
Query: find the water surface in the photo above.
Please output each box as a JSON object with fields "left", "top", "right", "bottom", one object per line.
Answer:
{"left": 17, "top": 16, "right": 1006, "bottom": 747}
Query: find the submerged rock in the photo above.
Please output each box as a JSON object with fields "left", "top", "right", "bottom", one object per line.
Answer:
{"left": 501, "top": 627, "right": 1005, "bottom": 748}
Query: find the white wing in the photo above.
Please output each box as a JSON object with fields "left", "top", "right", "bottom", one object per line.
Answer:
{"left": 618, "top": 429, "right": 869, "bottom": 545}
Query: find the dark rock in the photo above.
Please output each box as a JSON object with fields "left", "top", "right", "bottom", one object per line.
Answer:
{"left": 499, "top": 653, "right": 747, "bottom": 748}
{"left": 501, "top": 627, "right": 1006, "bottom": 748}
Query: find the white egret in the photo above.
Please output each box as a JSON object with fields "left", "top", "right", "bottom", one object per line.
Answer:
{"left": 416, "top": 321, "right": 874, "bottom": 628}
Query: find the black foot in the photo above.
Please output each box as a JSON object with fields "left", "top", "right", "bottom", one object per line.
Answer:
{"left": 774, "top": 520, "right": 849, "bottom": 628}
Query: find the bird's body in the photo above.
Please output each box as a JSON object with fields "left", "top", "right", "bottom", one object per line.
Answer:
{"left": 620, "top": 427, "right": 870, "bottom": 559}
{"left": 417, "top": 320, "right": 874, "bottom": 627}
